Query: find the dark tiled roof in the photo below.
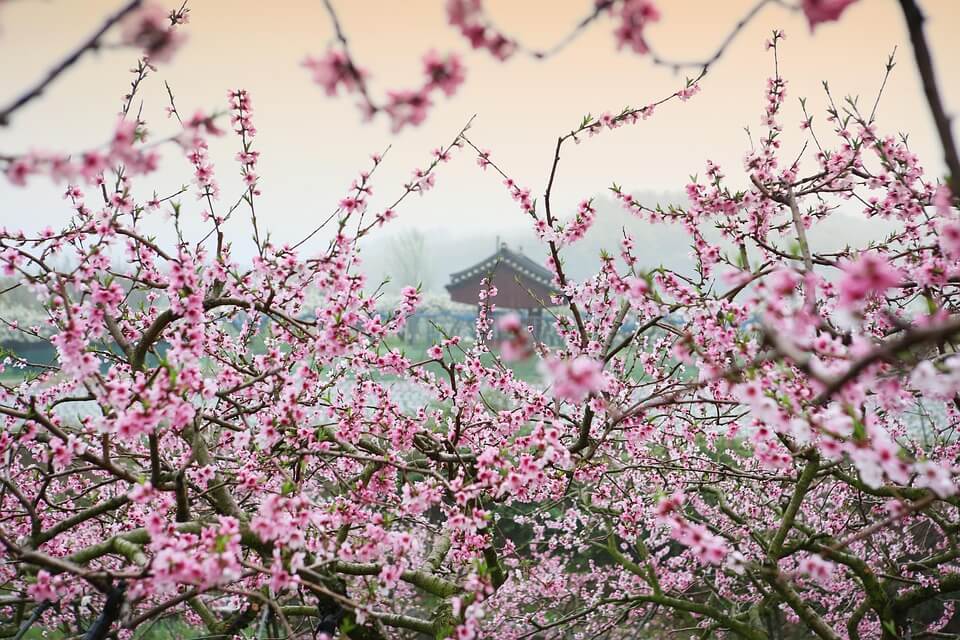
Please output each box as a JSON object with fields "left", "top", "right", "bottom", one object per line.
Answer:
{"left": 448, "top": 245, "right": 554, "bottom": 288}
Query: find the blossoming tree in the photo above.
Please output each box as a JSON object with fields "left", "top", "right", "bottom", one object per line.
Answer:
{"left": 1, "top": 1, "right": 960, "bottom": 639}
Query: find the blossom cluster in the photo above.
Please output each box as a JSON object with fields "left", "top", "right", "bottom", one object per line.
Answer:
{"left": 303, "top": 48, "right": 466, "bottom": 132}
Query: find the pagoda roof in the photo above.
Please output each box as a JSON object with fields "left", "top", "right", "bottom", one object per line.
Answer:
{"left": 447, "top": 244, "right": 554, "bottom": 289}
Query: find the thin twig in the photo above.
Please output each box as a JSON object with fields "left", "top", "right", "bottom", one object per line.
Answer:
{"left": 0, "top": 0, "right": 144, "bottom": 126}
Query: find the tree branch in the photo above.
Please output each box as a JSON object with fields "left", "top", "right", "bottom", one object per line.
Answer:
{"left": 0, "top": 0, "right": 144, "bottom": 126}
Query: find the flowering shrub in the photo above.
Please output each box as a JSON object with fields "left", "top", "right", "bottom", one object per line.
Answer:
{"left": 2, "top": 2, "right": 960, "bottom": 640}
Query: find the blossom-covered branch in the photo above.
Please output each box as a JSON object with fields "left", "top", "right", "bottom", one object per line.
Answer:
{"left": 0, "top": 1, "right": 188, "bottom": 127}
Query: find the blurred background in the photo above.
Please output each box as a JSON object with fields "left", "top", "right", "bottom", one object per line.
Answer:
{"left": 0, "top": 0, "right": 957, "bottom": 291}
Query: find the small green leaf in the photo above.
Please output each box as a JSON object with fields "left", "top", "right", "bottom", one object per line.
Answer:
{"left": 340, "top": 615, "right": 357, "bottom": 634}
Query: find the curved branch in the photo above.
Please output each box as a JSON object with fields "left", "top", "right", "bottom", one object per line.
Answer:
{"left": 0, "top": 1, "right": 144, "bottom": 126}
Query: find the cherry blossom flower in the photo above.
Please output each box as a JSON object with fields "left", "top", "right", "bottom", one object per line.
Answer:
{"left": 934, "top": 184, "right": 954, "bottom": 216}
{"left": 914, "top": 460, "right": 957, "bottom": 498}
{"left": 939, "top": 220, "right": 960, "bottom": 260}
{"left": 613, "top": 0, "right": 660, "bottom": 55}
{"left": 497, "top": 312, "right": 534, "bottom": 362}
{"left": 120, "top": 3, "right": 185, "bottom": 63}
{"left": 798, "top": 554, "right": 836, "bottom": 585}
{"left": 423, "top": 50, "right": 466, "bottom": 97}
{"left": 302, "top": 49, "right": 367, "bottom": 96}
{"left": 802, "top": 0, "right": 860, "bottom": 30}
{"left": 837, "top": 251, "right": 901, "bottom": 309}
{"left": 544, "top": 355, "right": 606, "bottom": 403}
{"left": 26, "top": 571, "right": 59, "bottom": 603}
{"left": 384, "top": 89, "right": 432, "bottom": 132}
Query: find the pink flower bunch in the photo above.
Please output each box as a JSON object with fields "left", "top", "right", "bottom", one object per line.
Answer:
{"left": 497, "top": 312, "right": 533, "bottom": 362}
{"left": 304, "top": 48, "right": 465, "bottom": 132}
{"left": 47, "top": 435, "right": 85, "bottom": 471}
{"left": 914, "top": 460, "right": 958, "bottom": 498}
{"left": 802, "top": 0, "right": 859, "bottom": 30}
{"left": 672, "top": 520, "right": 730, "bottom": 566}
{"left": 423, "top": 49, "right": 467, "bottom": 97}
{"left": 677, "top": 82, "right": 701, "bottom": 102}
{"left": 544, "top": 355, "right": 606, "bottom": 403}
{"left": 446, "top": 0, "right": 516, "bottom": 61}
{"left": 120, "top": 2, "right": 186, "bottom": 63}
{"left": 837, "top": 252, "right": 902, "bottom": 310}
{"left": 561, "top": 200, "right": 598, "bottom": 245}
{"left": 797, "top": 554, "right": 836, "bottom": 585}
{"left": 4, "top": 116, "right": 162, "bottom": 187}
{"left": 149, "top": 517, "right": 244, "bottom": 589}
{"left": 656, "top": 493, "right": 729, "bottom": 566}
{"left": 382, "top": 50, "right": 467, "bottom": 132}
{"left": 501, "top": 178, "right": 534, "bottom": 214}
{"left": 229, "top": 90, "right": 259, "bottom": 191}
{"left": 934, "top": 184, "right": 955, "bottom": 217}
{"left": 27, "top": 571, "right": 62, "bottom": 603}
{"left": 612, "top": 0, "right": 660, "bottom": 55}
{"left": 180, "top": 118, "right": 221, "bottom": 199}
{"left": 302, "top": 49, "right": 367, "bottom": 96}
{"left": 384, "top": 89, "right": 433, "bottom": 133}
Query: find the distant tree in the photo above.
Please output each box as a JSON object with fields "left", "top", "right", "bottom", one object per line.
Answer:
{"left": 386, "top": 228, "right": 432, "bottom": 291}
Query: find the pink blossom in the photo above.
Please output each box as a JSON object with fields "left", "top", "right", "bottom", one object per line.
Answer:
{"left": 446, "top": 0, "right": 516, "bottom": 60}
{"left": 423, "top": 50, "right": 466, "bottom": 97}
{"left": 545, "top": 356, "right": 606, "bottom": 403}
{"left": 768, "top": 268, "right": 801, "bottom": 298}
{"left": 934, "top": 184, "right": 954, "bottom": 216}
{"left": 120, "top": 3, "right": 185, "bottom": 62}
{"left": 940, "top": 221, "right": 960, "bottom": 260}
{"left": 613, "top": 0, "right": 660, "bottom": 55}
{"left": 303, "top": 50, "right": 367, "bottom": 96}
{"left": 47, "top": 436, "right": 85, "bottom": 472}
{"left": 269, "top": 560, "right": 297, "bottom": 592}
{"left": 802, "top": 0, "right": 859, "bottom": 30}
{"left": 339, "top": 196, "right": 361, "bottom": 212}
{"left": 27, "top": 570, "right": 59, "bottom": 603}
{"left": 129, "top": 482, "right": 156, "bottom": 504}
{"left": 837, "top": 252, "right": 901, "bottom": 309}
{"left": 798, "top": 554, "right": 835, "bottom": 585}
{"left": 677, "top": 83, "right": 701, "bottom": 102}
{"left": 654, "top": 491, "right": 684, "bottom": 520}
{"left": 497, "top": 312, "right": 533, "bottom": 362}
{"left": 384, "top": 90, "right": 432, "bottom": 132}
{"left": 379, "top": 563, "right": 403, "bottom": 589}
{"left": 4, "top": 157, "right": 33, "bottom": 186}
{"left": 624, "top": 276, "right": 649, "bottom": 302}
{"left": 914, "top": 460, "right": 957, "bottom": 498}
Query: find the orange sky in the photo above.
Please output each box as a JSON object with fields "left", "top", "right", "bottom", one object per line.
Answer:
{"left": 1, "top": 0, "right": 958, "bottom": 258}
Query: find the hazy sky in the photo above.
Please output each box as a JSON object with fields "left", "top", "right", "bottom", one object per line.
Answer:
{"left": 1, "top": 0, "right": 958, "bottom": 274}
